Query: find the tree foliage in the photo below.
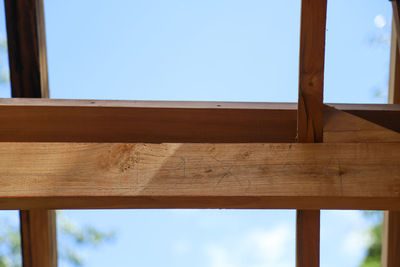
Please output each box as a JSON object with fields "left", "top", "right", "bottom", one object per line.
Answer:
{"left": 0, "top": 36, "right": 9, "bottom": 85}
{"left": 359, "top": 211, "right": 383, "bottom": 267}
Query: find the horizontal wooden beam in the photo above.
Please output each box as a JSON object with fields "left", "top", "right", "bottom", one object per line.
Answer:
{"left": 0, "top": 99, "right": 297, "bottom": 143}
{"left": 323, "top": 105, "right": 400, "bottom": 143}
{"left": 0, "top": 99, "right": 399, "bottom": 143}
{"left": 331, "top": 103, "right": 400, "bottom": 133}
{"left": 0, "top": 142, "right": 399, "bottom": 210}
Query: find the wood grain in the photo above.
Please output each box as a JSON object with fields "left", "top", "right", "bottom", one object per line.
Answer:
{"left": 382, "top": 11, "right": 400, "bottom": 266}
{"left": 20, "top": 210, "right": 57, "bottom": 267}
{"left": 4, "top": 0, "right": 49, "bottom": 98}
{"left": 297, "top": 0, "right": 327, "bottom": 266}
{"left": 1, "top": 99, "right": 400, "bottom": 143}
{"left": 325, "top": 105, "right": 400, "bottom": 266}
{"left": 324, "top": 105, "right": 400, "bottom": 143}
{"left": 382, "top": 211, "right": 400, "bottom": 267}
{"left": 389, "top": 19, "right": 400, "bottom": 104}
{"left": 0, "top": 99, "right": 297, "bottom": 143}
{"left": 0, "top": 142, "right": 399, "bottom": 210}
{"left": 5, "top": 1, "right": 56, "bottom": 266}
{"left": 297, "top": 0, "right": 327, "bottom": 143}
{"left": 393, "top": 0, "right": 400, "bottom": 56}
{"left": 296, "top": 210, "right": 320, "bottom": 267}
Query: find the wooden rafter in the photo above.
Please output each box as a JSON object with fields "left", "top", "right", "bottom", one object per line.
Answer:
{"left": 0, "top": 142, "right": 399, "bottom": 210}
{"left": 382, "top": 4, "right": 400, "bottom": 266}
{"left": 0, "top": 103, "right": 398, "bottom": 211}
{"left": 0, "top": 99, "right": 399, "bottom": 142}
{"left": 4, "top": 0, "right": 49, "bottom": 98}
{"left": 323, "top": 105, "right": 400, "bottom": 143}
{"left": 392, "top": 0, "right": 400, "bottom": 55}
{"left": 389, "top": 18, "right": 400, "bottom": 104}
{"left": 296, "top": 0, "right": 327, "bottom": 266}
{"left": 20, "top": 211, "right": 57, "bottom": 267}
{"left": 382, "top": 211, "right": 400, "bottom": 267}
{"left": 2, "top": 0, "right": 400, "bottom": 265}
{"left": 4, "top": 0, "right": 56, "bottom": 266}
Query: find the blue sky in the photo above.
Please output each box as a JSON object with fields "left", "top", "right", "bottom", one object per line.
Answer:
{"left": 0, "top": 0, "right": 394, "bottom": 266}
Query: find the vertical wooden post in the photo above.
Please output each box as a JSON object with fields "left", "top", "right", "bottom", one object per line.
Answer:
{"left": 382, "top": 6, "right": 400, "bottom": 266}
{"left": 392, "top": 0, "right": 400, "bottom": 56}
{"left": 20, "top": 211, "right": 57, "bottom": 267}
{"left": 296, "top": 0, "right": 327, "bottom": 266}
{"left": 4, "top": 0, "right": 49, "bottom": 98}
{"left": 389, "top": 17, "right": 400, "bottom": 104}
{"left": 4, "top": 0, "right": 57, "bottom": 267}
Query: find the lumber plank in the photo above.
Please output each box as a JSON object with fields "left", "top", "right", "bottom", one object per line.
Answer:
{"left": 296, "top": 210, "right": 320, "bottom": 267}
{"left": 297, "top": 0, "right": 327, "bottom": 143}
{"left": 323, "top": 105, "right": 400, "bottom": 143}
{"left": 382, "top": 211, "right": 400, "bottom": 267}
{"left": 382, "top": 11, "right": 400, "bottom": 267}
{"left": 297, "top": 0, "right": 327, "bottom": 266}
{"left": 389, "top": 19, "right": 400, "bottom": 104}
{"left": 393, "top": 0, "right": 400, "bottom": 56}
{"left": 0, "top": 99, "right": 297, "bottom": 143}
{"left": 324, "top": 105, "right": 400, "bottom": 266}
{"left": 4, "top": 0, "right": 49, "bottom": 98}
{"left": 20, "top": 210, "right": 57, "bottom": 267}
{"left": 0, "top": 142, "right": 399, "bottom": 210}
{"left": 1, "top": 99, "right": 400, "bottom": 143}
{"left": 5, "top": 0, "right": 56, "bottom": 266}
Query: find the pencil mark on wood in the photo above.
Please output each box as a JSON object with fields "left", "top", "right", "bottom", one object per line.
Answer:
{"left": 216, "top": 165, "right": 234, "bottom": 185}
{"left": 211, "top": 156, "right": 251, "bottom": 189}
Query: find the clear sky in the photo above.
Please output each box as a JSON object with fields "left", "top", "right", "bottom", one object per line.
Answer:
{"left": 0, "top": 0, "right": 394, "bottom": 266}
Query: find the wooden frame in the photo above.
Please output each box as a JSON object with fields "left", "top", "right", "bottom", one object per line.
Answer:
{"left": 4, "top": 1, "right": 56, "bottom": 267}
{"left": 2, "top": 0, "right": 400, "bottom": 267}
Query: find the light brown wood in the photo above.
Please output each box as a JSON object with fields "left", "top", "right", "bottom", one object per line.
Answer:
{"left": 0, "top": 142, "right": 399, "bottom": 210}
{"left": 0, "top": 99, "right": 297, "bottom": 143}
{"left": 4, "top": 0, "right": 49, "bottom": 98}
{"left": 35, "top": 0, "right": 49, "bottom": 98}
{"left": 5, "top": 1, "right": 56, "bottom": 266}
{"left": 296, "top": 210, "right": 320, "bottom": 267}
{"left": 297, "top": 0, "right": 327, "bottom": 265}
{"left": 297, "top": 0, "right": 327, "bottom": 143}
{"left": 382, "top": 10, "right": 400, "bottom": 266}
{"left": 324, "top": 105, "right": 400, "bottom": 266}
{"left": 20, "top": 210, "right": 57, "bottom": 267}
{"left": 389, "top": 20, "right": 400, "bottom": 105}
{"left": 382, "top": 211, "right": 400, "bottom": 267}
{"left": 323, "top": 105, "right": 400, "bottom": 143}
{"left": 392, "top": 0, "right": 400, "bottom": 56}
{"left": 1, "top": 99, "right": 400, "bottom": 143}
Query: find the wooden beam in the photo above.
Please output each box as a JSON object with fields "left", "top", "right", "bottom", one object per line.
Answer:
{"left": 4, "top": 0, "right": 49, "bottom": 98}
{"left": 382, "top": 9, "right": 400, "bottom": 267}
{"left": 20, "top": 210, "right": 57, "bottom": 267}
{"left": 330, "top": 103, "right": 400, "bottom": 133}
{"left": 0, "top": 142, "right": 399, "bottom": 210}
{"left": 297, "top": 0, "right": 327, "bottom": 266}
{"left": 389, "top": 19, "right": 400, "bottom": 104}
{"left": 297, "top": 0, "right": 327, "bottom": 143}
{"left": 296, "top": 210, "right": 319, "bottom": 267}
{"left": 0, "top": 99, "right": 297, "bottom": 143}
{"left": 382, "top": 211, "right": 400, "bottom": 267}
{"left": 392, "top": 0, "right": 400, "bottom": 55}
{"left": 323, "top": 105, "right": 400, "bottom": 143}
{"left": 325, "top": 105, "right": 400, "bottom": 266}
{"left": 0, "top": 99, "right": 399, "bottom": 142}
{"left": 4, "top": 0, "right": 56, "bottom": 266}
